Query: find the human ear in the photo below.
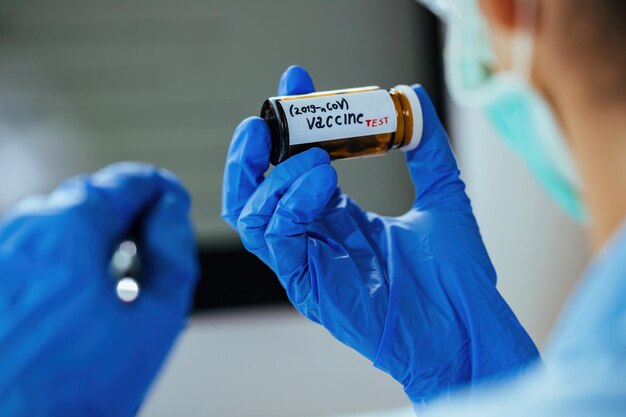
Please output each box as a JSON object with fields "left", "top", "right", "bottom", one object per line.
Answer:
{"left": 479, "top": 0, "right": 517, "bottom": 32}
{"left": 478, "top": 0, "right": 520, "bottom": 71}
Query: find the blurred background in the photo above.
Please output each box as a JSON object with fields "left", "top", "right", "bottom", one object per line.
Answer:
{"left": 0, "top": 0, "right": 590, "bottom": 416}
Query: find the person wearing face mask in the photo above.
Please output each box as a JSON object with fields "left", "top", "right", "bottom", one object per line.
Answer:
{"left": 222, "top": 0, "right": 626, "bottom": 415}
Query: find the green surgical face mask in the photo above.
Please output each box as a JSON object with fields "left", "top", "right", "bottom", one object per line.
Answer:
{"left": 416, "top": 0, "right": 587, "bottom": 221}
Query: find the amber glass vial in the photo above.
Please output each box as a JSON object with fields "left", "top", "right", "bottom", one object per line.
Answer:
{"left": 261, "top": 85, "right": 423, "bottom": 165}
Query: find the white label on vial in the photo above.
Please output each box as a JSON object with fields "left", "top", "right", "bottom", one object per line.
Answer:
{"left": 280, "top": 89, "right": 397, "bottom": 146}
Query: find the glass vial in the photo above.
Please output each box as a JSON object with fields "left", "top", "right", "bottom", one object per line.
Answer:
{"left": 261, "top": 85, "right": 423, "bottom": 165}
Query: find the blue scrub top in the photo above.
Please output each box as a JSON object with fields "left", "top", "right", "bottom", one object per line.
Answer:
{"left": 422, "top": 219, "right": 626, "bottom": 416}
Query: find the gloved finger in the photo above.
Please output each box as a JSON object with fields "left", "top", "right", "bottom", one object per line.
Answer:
{"left": 264, "top": 162, "right": 338, "bottom": 285}
{"left": 221, "top": 117, "right": 271, "bottom": 230}
{"left": 405, "top": 85, "right": 471, "bottom": 211}
{"left": 278, "top": 65, "right": 315, "bottom": 96}
{"left": 139, "top": 189, "right": 199, "bottom": 306}
{"left": 85, "top": 161, "right": 190, "bottom": 236}
{"left": 238, "top": 148, "right": 331, "bottom": 262}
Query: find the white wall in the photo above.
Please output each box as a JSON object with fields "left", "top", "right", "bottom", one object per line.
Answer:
{"left": 140, "top": 306, "right": 413, "bottom": 417}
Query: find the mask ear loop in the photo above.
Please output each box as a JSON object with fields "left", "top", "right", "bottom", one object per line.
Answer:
{"left": 512, "top": 0, "right": 537, "bottom": 83}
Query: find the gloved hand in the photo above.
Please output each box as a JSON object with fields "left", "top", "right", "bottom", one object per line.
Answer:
{"left": 222, "top": 65, "right": 540, "bottom": 406}
{"left": 0, "top": 162, "right": 199, "bottom": 417}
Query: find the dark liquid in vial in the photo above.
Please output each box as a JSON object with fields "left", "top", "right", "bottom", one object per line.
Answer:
{"left": 290, "top": 132, "right": 396, "bottom": 160}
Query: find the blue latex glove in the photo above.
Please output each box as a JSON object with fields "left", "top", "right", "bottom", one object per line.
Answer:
{"left": 0, "top": 162, "right": 199, "bottom": 417}
{"left": 222, "top": 66, "right": 540, "bottom": 406}
{"left": 420, "top": 218, "right": 626, "bottom": 415}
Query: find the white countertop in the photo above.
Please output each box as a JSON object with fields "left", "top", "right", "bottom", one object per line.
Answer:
{"left": 139, "top": 305, "right": 412, "bottom": 417}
